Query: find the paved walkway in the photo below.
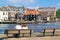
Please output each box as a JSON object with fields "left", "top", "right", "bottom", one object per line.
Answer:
{"left": 0, "top": 34, "right": 60, "bottom": 40}
{"left": 3, "top": 36, "right": 60, "bottom": 40}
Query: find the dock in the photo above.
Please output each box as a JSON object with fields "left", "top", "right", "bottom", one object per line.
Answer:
{"left": 0, "top": 21, "right": 35, "bottom": 24}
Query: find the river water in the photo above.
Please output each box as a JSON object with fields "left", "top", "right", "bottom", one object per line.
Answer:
{"left": 0, "top": 22, "right": 60, "bottom": 34}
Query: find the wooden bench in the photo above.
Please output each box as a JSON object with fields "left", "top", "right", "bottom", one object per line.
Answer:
{"left": 4, "top": 29, "right": 19, "bottom": 37}
{"left": 54, "top": 28, "right": 60, "bottom": 36}
{"left": 41, "top": 28, "right": 60, "bottom": 36}
{"left": 19, "top": 29, "right": 32, "bottom": 37}
{"left": 4, "top": 29, "right": 32, "bottom": 37}
{"left": 42, "top": 28, "right": 55, "bottom": 36}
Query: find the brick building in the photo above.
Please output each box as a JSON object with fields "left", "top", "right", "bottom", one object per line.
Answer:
{"left": 38, "top": 7, "right": 56, "bottom": 22}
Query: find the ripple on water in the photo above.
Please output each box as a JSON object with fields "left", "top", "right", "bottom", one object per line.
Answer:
{"left": 0, "top": 22, "right": 60, "bottom": 33}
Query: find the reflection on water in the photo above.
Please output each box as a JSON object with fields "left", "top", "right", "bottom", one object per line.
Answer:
{"left": 0, "top": 22, "right": 60, "bottom": 34}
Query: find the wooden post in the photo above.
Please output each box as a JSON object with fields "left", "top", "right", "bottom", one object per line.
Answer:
{"left": 53, "top": 29, "right": 55, "bottom": 36}
{"left": 43, "top": 29, "right": 45, "bottom": 36}
{"left": 18, "top": 30, "right": 20, "bottom": 37}
{"left": 23, "top": 33, "right": 24, "bottom": 37}
{"left": 30, "top": 30, "right": 31, "bottom": 37}
{"left": 6, "top": 30, "right": 8, "bottom": 38}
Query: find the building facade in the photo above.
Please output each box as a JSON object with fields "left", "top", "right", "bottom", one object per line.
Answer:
{"left": 8, "top": 11, "right": 17, "bottom": 21}
{"left": 16, "top": 7, "right": 25, "bottom": 21}
{"left": 0, "top": 6, "right": 56, "bottom": 22}
{"left": 0, "top": 11, "right": 8, "bottom": 21}
{"left": 38, "top": 7, "right": 56, "bottom": 22}
{"left": 0, "top": 6, "right": 25, "bottom": 21}
{"left": 24, "top": 9, "right": 41, "bottom": 21}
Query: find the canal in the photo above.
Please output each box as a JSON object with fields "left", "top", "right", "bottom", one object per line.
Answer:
{"left": 0, "top": 22, "right": 60, "bottom": 34}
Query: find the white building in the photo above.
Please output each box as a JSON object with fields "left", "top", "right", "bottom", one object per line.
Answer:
{"left": 0, "top": 11, "right": 8, "bottom": 21}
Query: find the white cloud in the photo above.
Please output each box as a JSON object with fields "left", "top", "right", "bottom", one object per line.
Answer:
{"left": 27, "top": 6, "right": 39, "bottom": 9}
{"left": 57, "top": 3, "right": 60, "bottom": 6}
{"left": 20, "top": 0, "right": 36, "bottom": 3}
{"left": 7, "top": 0, "right": 37, "bottom": 5}
{"left": 8, "top": 0, "right": 18, "bottom": 3}
{"left": 56, "top": 3, "right": 60, "bottom": 7}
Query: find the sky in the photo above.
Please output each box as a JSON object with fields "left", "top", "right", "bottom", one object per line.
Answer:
{"left": 0, "top": 0, "right": 60, "bottom": 9}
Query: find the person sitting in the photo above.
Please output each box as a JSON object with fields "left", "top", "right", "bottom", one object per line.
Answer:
{"left": 22, "top": 24, "right": 28, "bottom": 29}
{"left": 15, "top": 23, "right": 22, "bottom": 29}
{"left": 14, "top": 23, "right": 22, "bottom": 37}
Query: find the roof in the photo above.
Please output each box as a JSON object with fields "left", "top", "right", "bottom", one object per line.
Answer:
{"left": 24, "top": 9, "right": 39, "bottom": 15}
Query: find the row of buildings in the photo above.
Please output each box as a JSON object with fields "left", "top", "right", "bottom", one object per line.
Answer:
{"left": 0, "top": 6, "right": 25, "bottom": 21}
{"left": 0, "top": 6, "right": 56, "bottom": 22}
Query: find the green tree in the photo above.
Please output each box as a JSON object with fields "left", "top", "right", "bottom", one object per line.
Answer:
{"left": 50, "top": 16, "right": 54, "bottom": 21}
{"left": 56, "top": 9, "right": 60, "bottom": 18}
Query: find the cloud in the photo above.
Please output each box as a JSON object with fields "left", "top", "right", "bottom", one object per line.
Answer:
{"left": 20, "top": 0, "right": 36, "bottom": 3}
{"left": 57, "top": 3, "right": 60, "bottom": 6}
{"left": 7, "top": 0, "right": 37, "bottom": 5}
{"left": 27, "top": 6, "right": 39, "bottom": 9}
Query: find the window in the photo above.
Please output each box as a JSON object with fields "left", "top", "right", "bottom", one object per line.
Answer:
{"left": 3, "top": 13, "right": 5, "bottom": 15}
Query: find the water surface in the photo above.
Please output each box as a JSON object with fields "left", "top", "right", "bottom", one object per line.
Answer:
{"left": 0, "top": 22, "right": 60, "bottom": 34}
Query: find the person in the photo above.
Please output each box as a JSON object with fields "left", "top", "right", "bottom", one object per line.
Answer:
{"left": 15, "top": 23, "right": 22, "bottom": 29}
{"left": 14, "top": 23, "right": 22, "bottom": 37}
{"left": 22, "top": 23, "right": 28, "bottom": 29}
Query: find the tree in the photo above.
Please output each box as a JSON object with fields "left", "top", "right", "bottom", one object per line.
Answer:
{"left": 50, "top": 16, "right": 54, "bottom": 21}
{"left": 23, "top": 15, "right": 28, "bottom": 21}
{"left": 56, "top": 9, "right": 60, "bottom": 18}
{"left": 29, "top": 14, "right": 33, "bottom": 21}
